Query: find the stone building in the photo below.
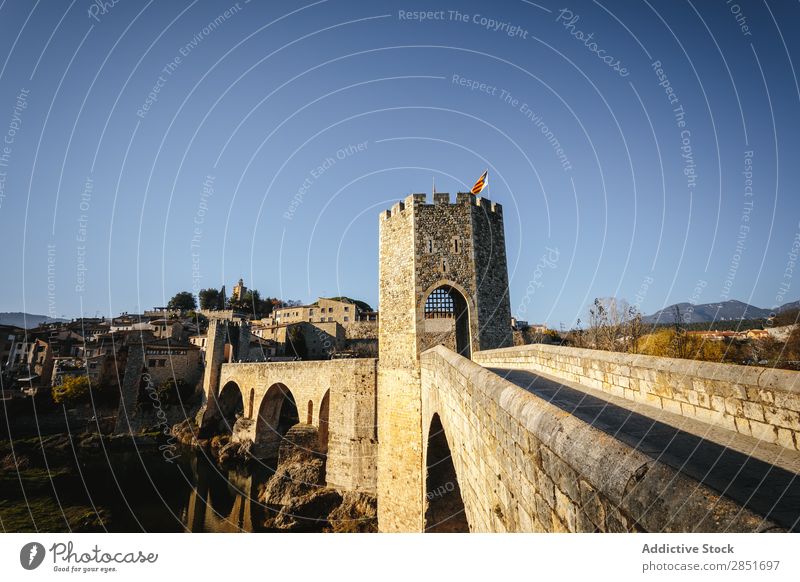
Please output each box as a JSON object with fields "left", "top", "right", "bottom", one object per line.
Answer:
{"left": 149, "top": 319, "right": 184, "bottom": 341}
{"left": 189, "top": 334, "right": 208, "bottom": 352}
{"left": 0, "top": 324, "right": 25, "bottom": 369}
{"left": 377, "top": 191, "right": 512, "bottom": 531}
{"left": 232, "top": 278, "right": 247, "bottom": 301}
{"left": 250, "top": 321, "right": 345, "bottom": 359}
{"left": 29, "top": 338, "right": 55, "bottom": 386}
{"left": 142, "top": 339, "right": 203, "bottom": 387}
{"left": 270, "top": 297, "right": 372, "bottom": 325}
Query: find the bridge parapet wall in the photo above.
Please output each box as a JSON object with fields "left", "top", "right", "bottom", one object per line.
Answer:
{"left": 421, "top": 346, "right": 777, "bottom": 532}
{"left": 473, "top": 344, "right": 800, "bottom": 452}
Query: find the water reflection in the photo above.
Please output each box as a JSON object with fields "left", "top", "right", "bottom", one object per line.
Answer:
{"left": 2, "top": 443, "right": 279, "bottom": 532}
{"left": 183, "top": 453, "right": 276, "bottom": 533}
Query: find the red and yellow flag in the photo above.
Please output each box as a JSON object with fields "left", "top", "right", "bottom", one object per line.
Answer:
{"left": 470, "top": 170, "right": 488, "bottom": 194}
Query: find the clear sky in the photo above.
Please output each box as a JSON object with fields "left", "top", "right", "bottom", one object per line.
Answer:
{"left": 0, "top": 0, "right": 798, "bottom": 327}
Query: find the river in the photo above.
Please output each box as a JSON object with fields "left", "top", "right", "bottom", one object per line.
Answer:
{"left": 0, "top": 440, "right": 280, "bottom": 532}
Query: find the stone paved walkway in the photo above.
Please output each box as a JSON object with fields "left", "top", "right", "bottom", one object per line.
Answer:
{"left": 490, "top": 367, "right": 800, "bottom": 531}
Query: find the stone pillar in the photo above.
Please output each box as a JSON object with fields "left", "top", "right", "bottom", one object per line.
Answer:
{"left": 198, "top": 319, "right": 227, "bottom": 430}
{"left": 114, "top": 344, "right": 144, "bottom": 434}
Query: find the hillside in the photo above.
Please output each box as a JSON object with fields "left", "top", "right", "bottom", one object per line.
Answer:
{"left": 0, "top": 312, "right": 67, "bottom": 328}
{"left": 643, "top": 300, "right": 777, "bottom": 324}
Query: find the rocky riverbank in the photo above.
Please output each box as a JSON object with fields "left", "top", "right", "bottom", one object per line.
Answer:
{"left": 171, "top": 419, "right": 378, "bottom": 532}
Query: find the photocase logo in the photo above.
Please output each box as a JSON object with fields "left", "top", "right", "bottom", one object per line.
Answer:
{"left": 19, "top": 542, "right": 46, "bottom": 570}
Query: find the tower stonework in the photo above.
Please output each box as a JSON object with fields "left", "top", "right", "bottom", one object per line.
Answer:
{"left": 377, "top": 192, "right": 512, "bottom": 532}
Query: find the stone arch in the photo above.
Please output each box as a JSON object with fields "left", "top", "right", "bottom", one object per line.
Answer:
{"left": 318, "top": 389, "right": 330, "bottom": 455}
{"left": 419, "top": 280, "right": 473, "bottom": 359}
{"left": 254, "top": 383, "right": 299, "bottom": 458}
{"left": 424, "top": 413, "right": 468, "bottom": 532}
{"left": 215, "top": 381, "right": 244, "bottom": 434}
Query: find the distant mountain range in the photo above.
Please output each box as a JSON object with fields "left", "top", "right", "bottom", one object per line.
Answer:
{"left": 0, "top": 312, "right": 67, "bottom": 329}
{"left": 642, "top": 300, "right": 798, "bottom": 324}
{"left": 3, "top": 300, "right": 799, "bottom": 329}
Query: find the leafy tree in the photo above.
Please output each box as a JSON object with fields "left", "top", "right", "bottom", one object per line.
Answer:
{"left": 227, "top": 289, "right": 289, "bottom": 317}
{"left": 198, "top": 288, "right": 221, "bottom": 310}
{"left": 235, "top": 289, "right": 262, "bottom": 315}
{"left": 52, "top": 375, "right": 90, "bottom": 405}
{"left": 167, "top": 291, "right": 197, "bottom": 311}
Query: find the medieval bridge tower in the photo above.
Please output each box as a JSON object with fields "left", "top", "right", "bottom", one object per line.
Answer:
{"left": 377, "top": 191, "right": 513, "bottom": 532}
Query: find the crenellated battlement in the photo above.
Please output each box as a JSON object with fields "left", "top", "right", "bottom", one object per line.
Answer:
{"left": 379, "top": 192, "right": 503, "bottom": 220}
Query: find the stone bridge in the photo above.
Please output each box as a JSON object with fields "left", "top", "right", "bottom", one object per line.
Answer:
{"left": 199, "top": 338, "right": 800, "bottom": 532}
{"left": 192, "top": 192, "right": 799, "bottom": 532}
{"left": 417, "top": 345, "right": 800, "bottom": 532}
{"left": 203, "top": 354, "right": 377, "bottom": 493}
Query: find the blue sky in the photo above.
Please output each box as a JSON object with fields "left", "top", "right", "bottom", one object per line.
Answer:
{"left": 0, "top": 0, "right": 798, "bottom": 327}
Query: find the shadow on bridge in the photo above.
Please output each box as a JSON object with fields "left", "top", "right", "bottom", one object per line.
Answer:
{"left": 424, "top": 413, "right": 469, "bottom": 533}
{"left": 492, "top": 368, "right": 800, "bottom": 532}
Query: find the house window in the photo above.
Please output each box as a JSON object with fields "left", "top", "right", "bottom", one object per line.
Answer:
{"left": 441, "top": 259, "right": 447, "bottom": 273}
{"left": 344, "top": 306, "right": 349, "bottom": 312}
{"left": 426, "top": 239, "right": 433, "bottom": 253}
{"left": 328, "top": 317, "right": 334, "bottom": 322}
{"left": 344, "top": 317, "right": 349, "bottom": 322}
{"left": 148, "top": 359, "right": 156, "bottom": 367}
{"left": 452, "top": 238, "right": 460, "bottom": 253}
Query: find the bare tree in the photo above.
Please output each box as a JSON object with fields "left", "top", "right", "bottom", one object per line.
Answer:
{"left": 671, "top": 304, "right": 688, "bottom": 359}
{"left": 585, "top": 297, "right": 641, "bottom": 353}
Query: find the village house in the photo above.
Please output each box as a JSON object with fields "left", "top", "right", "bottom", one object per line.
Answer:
{"left": 142, "top": 339, "right": 203, "bottom": 388}
{"left": 268, "top": 297, "right": 374, "bottom": 325}
{"left": 1, "top": 324, "right": 26, "bottom": 369}
{"left": 149, "top": 318, "right": 185, "bottom": 341}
